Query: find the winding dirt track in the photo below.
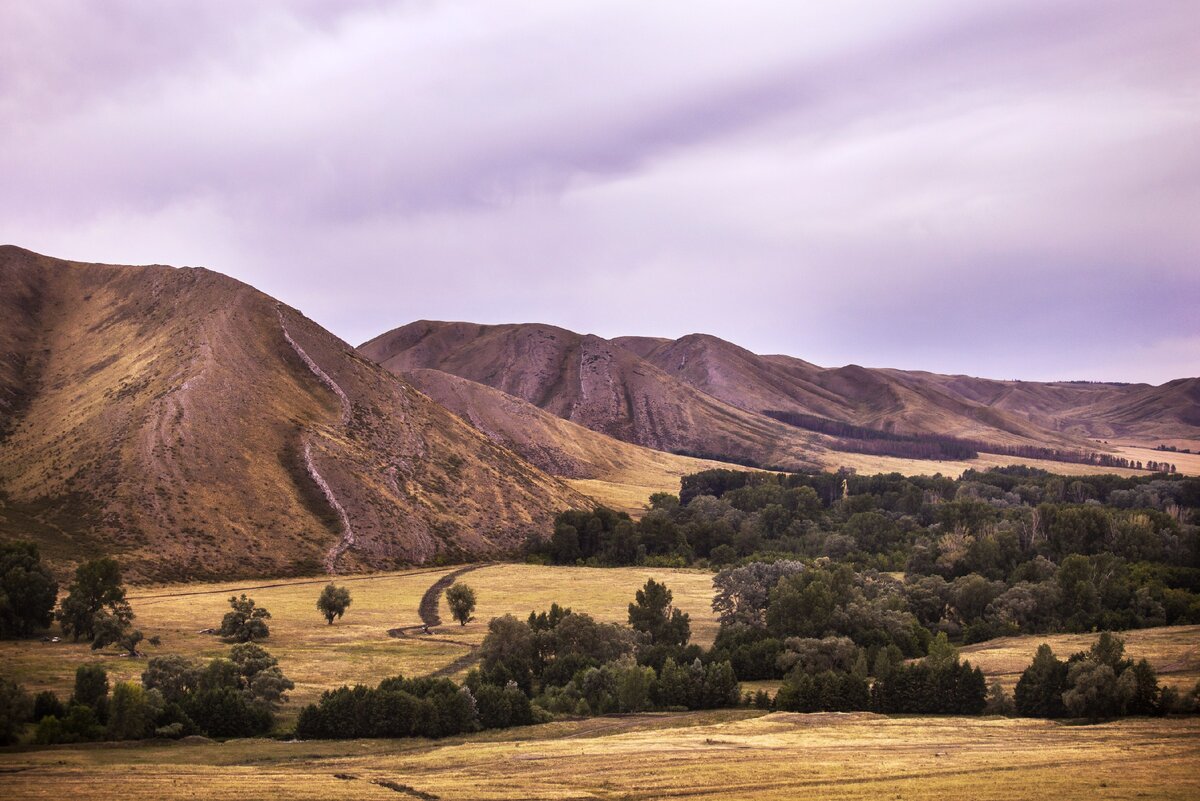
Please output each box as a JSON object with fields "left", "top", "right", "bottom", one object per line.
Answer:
{"left": 388, "top": 564, "right": 493, "bottom": 677}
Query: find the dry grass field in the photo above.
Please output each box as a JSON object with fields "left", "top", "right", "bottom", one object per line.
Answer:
{"left": 961, "top": 625, "right": 1200, "bottom": 691}
{"left": 1, "top": 711, "right": 1197, "bottom": 800}
{"left": 0, "top": 563, "right": 722, "bottom": 721}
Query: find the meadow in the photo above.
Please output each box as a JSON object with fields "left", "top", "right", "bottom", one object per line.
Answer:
{"left": 0, "top": 563, "right": 721, "bottom": 721}
{"left": 1, "top": 710, "right": 1197, "bottom": 800}
{"left": 4, "top": 562, "right": 1200, "bottom": 799}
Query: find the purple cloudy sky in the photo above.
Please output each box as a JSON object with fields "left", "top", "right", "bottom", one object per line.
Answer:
{"left": 2, "top": 1, "right": 1198, "bottom": 383}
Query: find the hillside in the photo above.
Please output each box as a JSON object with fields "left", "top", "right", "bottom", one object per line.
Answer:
{"left": 617, "top": 333, "right": 1198, "bottom": 448}
{"left": 362, "top": 321, "right": 1200, "bottom": 475}
{"left": 399, "top": 368, "right": 747, "bottom": 513}
{"left": 0, "top": 247, "right": 587, "bottom": 581}
{"left": 360, "top": 321, "right": 825, "bottom": 471}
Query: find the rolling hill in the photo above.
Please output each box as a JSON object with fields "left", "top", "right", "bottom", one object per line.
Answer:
{"left": 0, "top": 247, "right": 587, "bottom": 581}
{"left": 362, "top": 321, "right": 1200, "bottom": 474}
{"left": 360, "top": 321, "right": 826, "bottom": 470}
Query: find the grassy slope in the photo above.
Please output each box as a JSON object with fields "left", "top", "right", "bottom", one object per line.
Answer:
{"left": 1, "top": 713, "right": 1197, "bottom": 800}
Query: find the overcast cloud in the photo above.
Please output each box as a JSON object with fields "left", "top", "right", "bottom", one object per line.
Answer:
{"left": 1, "top": 1, "right": 1197, "bottom": 383}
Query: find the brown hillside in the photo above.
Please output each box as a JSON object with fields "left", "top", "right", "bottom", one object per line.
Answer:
{"left": 0, "top": 247, "right": 587, "bottom": 581}
{"left": 363, "top": 321, "right": 1198, "bottom": 474}
{"left": 400, "top": 368, "right": 747, "bottom": 513}
{"left": 616, "top": 333, "right": 1079, "bottom": 447}
{"left": 361, "top": 322, "right": 825, "bottom": 471}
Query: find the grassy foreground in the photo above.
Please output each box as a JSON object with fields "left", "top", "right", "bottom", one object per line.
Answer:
{"left": 2, "top": 711, "right": 1198, "bottom": 800}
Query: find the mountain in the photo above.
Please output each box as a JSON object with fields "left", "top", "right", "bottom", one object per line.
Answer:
{"left": 360, "top": 321, "right": 826, "bottom": 470}
{"left": 0, "top": 247, "right": 586, "bottom": 581}
{"left": 361, "top": 322, "right": 1200, "bottom": 472}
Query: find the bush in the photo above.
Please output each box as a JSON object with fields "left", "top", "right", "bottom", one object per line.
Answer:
{"left": 473, "top": 683, "right": 534, "bottom": 729}
{"left": 34, "top": 703, "right": 105, "bottom": 744}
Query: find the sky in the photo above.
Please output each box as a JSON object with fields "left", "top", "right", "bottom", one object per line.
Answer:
{"left": 1, "top": 1, "right": 1198, "bottom": 384}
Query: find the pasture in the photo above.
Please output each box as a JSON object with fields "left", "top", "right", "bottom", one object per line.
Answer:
{"left": 1, "top": 711, "right": 1197, "bottom": 800}
{"left": 0, "top": 563, "right": 720, "bottom": 720}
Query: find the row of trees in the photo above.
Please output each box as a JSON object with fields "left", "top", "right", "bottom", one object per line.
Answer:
{"left": 1, "top": 644, "right": 294, "bottom": 745}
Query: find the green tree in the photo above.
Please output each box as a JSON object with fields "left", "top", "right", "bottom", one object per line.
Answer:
{"left": 0, "top": 541, "right": 58, "bottom": 638}
{"left": 57, "top": 557, "right": 132, "bottom": 642}
{"left": 71, "top": 664, "right": 110, "bottom": 714}
{"left": 628, "top": 579, "right": 690, "bottom": 649}
{"left": 106, "top": 682, "right": 163, "bottom": 740}
{"left": 1062, "top": 660, "right": 1126, "bottom": 721}
{"left": 230, "top": 643, "right": 294, "bottom": 707}
{"left": 316, "top": 584, "right": 352, "bottom": 625}
{"left": 924, "top": 632, "right": 960, "bottom": 670}
{"left": 219, "top": 594, "right": 271, "bottom": 642}
{"left": 1013, "top": 644, "right": 1068, "bottom": 718}
{"left": 446, "top": 583, "right": 477, "bottom": 627}
{"left": 32, "top": 690, "right": 65, "bottom": 722}
{"left": 142, "top": 655, "right": 201, "bottom": 704}
{"left": 89, "top": 609, "right": 143, "bottom": 654}
{"left": 478, "top": 615, "right": 536, "bottom": 692}
{"left": 0, "top": 678, "right": 32, "bottom": 745}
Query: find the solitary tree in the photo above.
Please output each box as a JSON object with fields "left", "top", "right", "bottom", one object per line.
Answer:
{"left": 316, "top": 584, "right": 352, "bottom": 625}
{"left": 446, "top": 583, "right": 477, "bottom": 626}
{"left": 58, "top": 557, "right": 132, "bottom": 642}
{"left": 219, "top": 594, "right": 271, "bottom": 642}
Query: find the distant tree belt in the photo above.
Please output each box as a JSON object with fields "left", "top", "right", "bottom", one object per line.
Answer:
{"left": 762, "top": 410, "right": 1167, "bottom": 470}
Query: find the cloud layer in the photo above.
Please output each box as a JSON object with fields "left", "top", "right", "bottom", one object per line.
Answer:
{"left": 2, "top": 1, "right": 1197, "bottom": 383}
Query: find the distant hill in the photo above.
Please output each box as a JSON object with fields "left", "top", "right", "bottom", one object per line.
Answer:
{"left": 0, "top": 247, "right": 586, "bottom": 581}
{"left": 362, "top": 321, "right": 1200, "bottom": 472}
{"left": 360, "top": 321, "right": 826, "bottom": 471}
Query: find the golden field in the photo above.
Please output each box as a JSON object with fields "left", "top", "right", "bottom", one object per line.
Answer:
{"left": 1, "top": 711, "right": 1198, "bottom": 800}
{"left": 961, "top": 625, "right": 1200, "bottom": 691}
{"left": 0, "top": 563, "right": 721, "bottom": 721}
